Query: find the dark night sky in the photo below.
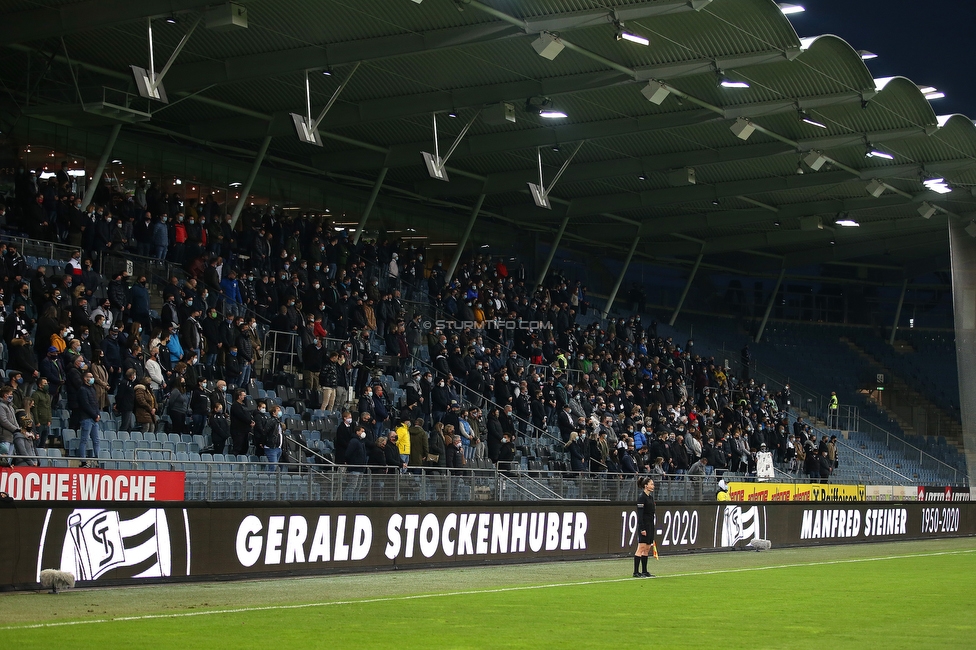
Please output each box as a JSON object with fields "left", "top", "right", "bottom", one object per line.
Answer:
{"left": 790, "top": 0, "right": 975, "bottom": 118}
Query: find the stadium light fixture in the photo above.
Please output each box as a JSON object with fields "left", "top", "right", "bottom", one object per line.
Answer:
{"left": 718, "top": 74, "right": 750, "bottom": 89}
{"left": 865, "top": 179, "right": 886, "bottom": 197}
{"left": 918, "top": 202, "right": 937, "bottom": 219}
{"left": 798, "top": 110, "right": 827, "bottom": 129}
{"left": 641, "top": 80, "right": 670, "bottom": 105}
{"left": 835, "top": 218, "right": 860, "bottom": 227}
{"left": 803, "top": 151, "right": 827, "bottom": 171}
{"left": 858, "top": 50, "right": 878, "bottom": 60}
{"left": 111, "top": 159, "right": 122, "bottom": 164}
{"left": 778, "top": 3, "right": 805, "bottom": 15}
{"left": 865, "top": 145, "right": 894, "bottom": 160}
{"left": 531, "top": 32, "right": 565, "bottom": 60}
{"left": 919, "top": 86, "right": 946, "bottom": 101}
{"left": 321, "top": 68, "right": 333, "bottom": 76}
{"left": 229, "top": 181, "right": 243, "bottom": 187}
{"left": 526, "top": 97, "right": 567, "bottom": 119}
{"left": 966, "top": 221, "right": 976, "bottom": 238}
{"left": 923, "top": 177, "right": 952, "bottom": 194}
{"left": 614, "top": 22, "right": 650, "bottom": 46}
{"left": 730, "top": 117, "right": 756, "bottom": 140}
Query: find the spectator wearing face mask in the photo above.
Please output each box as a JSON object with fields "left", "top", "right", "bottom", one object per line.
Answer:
{"left": 76, "top": 372, "right": 101, "bottom": 467}
{"left": 334, "top": 411, "right": 355, "bottom": 464}
{"left": 129, "top": 277, "right": 151, "bottom": 327}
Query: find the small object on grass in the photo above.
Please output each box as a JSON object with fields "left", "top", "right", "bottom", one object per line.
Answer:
{"left": 746, "top": 539, "right": 772, "bottom": 552}
{"left": 39, "top": 569, "right": 75, "bottom": 594}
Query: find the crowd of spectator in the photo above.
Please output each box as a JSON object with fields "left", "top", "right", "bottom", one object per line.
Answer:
{"left": 0, "top": 169, "right": 836, "bottom": 484}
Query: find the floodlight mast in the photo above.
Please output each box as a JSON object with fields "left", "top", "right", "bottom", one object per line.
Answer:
{"left": 422, "top": 110, "right": 481, "bottom": 181}
{"left": 309, "top": 61, "right": 360, "bottom": 131}
{"left": 147, "top": 16, "right": 201, "bottom": 93}
{"left": 545, "top": 140, "right": 584, "bottom": 195}
{"left": 528, "top": 141, "right": 584, "bottom": 208}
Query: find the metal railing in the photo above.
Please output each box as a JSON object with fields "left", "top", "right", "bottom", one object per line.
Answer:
{"left": 7, "top": 454, "right": 926, "bottom": 502}
{"left": 728, "top": 347, "right": 966, "bottom": 484}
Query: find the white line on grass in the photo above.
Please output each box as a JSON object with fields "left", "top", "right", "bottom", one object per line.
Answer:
{"left": 5, "top": 547, "right": 975, "bottom": 631}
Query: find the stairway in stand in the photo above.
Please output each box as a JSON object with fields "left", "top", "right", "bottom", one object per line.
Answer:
{"left": 841, "top": 337, "right": 964, "bottom": 453}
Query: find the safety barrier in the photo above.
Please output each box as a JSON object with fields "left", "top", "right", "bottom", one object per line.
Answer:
{"left": 2, "top": 500, "right": 974, "bottom": 590}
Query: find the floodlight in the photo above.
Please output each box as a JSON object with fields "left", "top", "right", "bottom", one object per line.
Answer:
{"left": 923, "top": 177, "right": 952, "bottom": 194}
{"left": 835, "top": 219, "right": 860, "bottom": 227}
{"left": 778, "top": 3, "right": 805, "bottom": 14}
{"left": 422, "top": 152, "right": 449, "bottom": 181}
{"left": 290, "top": 113, "right": 323, "bottom": 146}
{"left": 730, "top": 117, "right": 756, "bottom": 140}
{"left": 668, "top": 167, "right": 696, "bottom": 186}
{"left": 616, "top": 30, "right": 649, "bottom": 46}
{"left": 865, "top": 145, "right": 894, "bottom": 160}
{"left": 803, "top": 151, "right": 827, "bottom": 171}
{"left": 718, "top": 73, "right": 750, "bottom": 88}
{"left": 799, "top": 110, "right": 827, "bottom": 129}
{"left": 799, "top": 216, "right": 823, "bottom": 231}
{"left": 865, "top": 179, "right": 886, "bottom": 197}
{"left": 483, "top": 102, "right": 516, "bottom": 125}
{"left": 858, "top": 50, "right": 878, "bottom": 60}
{"left": 532, "top": 32, "right": 564, "bottom": 60}
{"left": 528, "top": 183, "right": 551, "bottom": 209}
{"left": 641, "top": 80, "right": 670, "bottom": 105}
{"left": 130, "top": 65, "right": 169, "bottom": 103}
{"left": 918, "top": 202, "right": 937, "bottom": 219}
{"left": 539, "top": 110, "right": 568, "bottom": 119}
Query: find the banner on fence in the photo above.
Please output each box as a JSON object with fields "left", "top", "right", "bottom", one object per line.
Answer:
{"left": 0, "top": 467, "right": 185, "bottom": 502}
{"left": 1, "top": 501, "right": 973, "bottom": 590}
{"left": 728, "top": 482, "right": 865, "bottom": 502}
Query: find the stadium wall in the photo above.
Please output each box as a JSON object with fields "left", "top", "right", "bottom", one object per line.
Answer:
{"left": 1, "top": 501, "right": 974, "bottom": 591}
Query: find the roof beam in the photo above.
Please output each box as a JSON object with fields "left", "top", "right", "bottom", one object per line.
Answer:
{"left": 501, "top": 170, "right": 856, "bottom": 221}
{"left": 690, "top": 219, "right": 940, "bottom": 256}
{"left": 788, "top": 232, "right": 948, "bottom": 266}
{"left": 416, "top": 141, "right": 790, "bottom": 198}
{"left": 314, "top": 92, "right": 872, "bottom": 173}
{"left": 165, "top": 0, "right": 711, "bottom": 92}
{"left": 503, "top": 156, "right": 976, "bottom": 223}
{"left": 0, "top": 0, "right": 218, "bottom": 45}
{"left": 636, "top": 162, "right": 976, "bottom": 237}
{"left": 183, "top": 50, "right": 803, "bottom": 136}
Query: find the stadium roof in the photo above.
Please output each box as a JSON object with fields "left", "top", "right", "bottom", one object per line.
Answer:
{"left": 2, "top": 0, "right": 975, "bottom": 272}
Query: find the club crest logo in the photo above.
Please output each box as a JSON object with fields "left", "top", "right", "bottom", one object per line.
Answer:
{"left": 35, "top": 507, "right": 191, "bottom": 583}
{"left": 716, "top": 505, "right": 766, "bottom": 548}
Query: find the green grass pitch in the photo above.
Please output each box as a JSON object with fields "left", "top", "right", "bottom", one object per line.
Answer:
{"left": 3, "top": 538, "right": 975, "bottom": 649}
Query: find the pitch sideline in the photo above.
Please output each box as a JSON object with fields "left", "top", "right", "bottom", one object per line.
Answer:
{"left": 4, "top": 547, "right": 975, "bottom": 631}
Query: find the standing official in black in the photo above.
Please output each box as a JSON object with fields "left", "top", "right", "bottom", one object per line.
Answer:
{"left": 634, "top": 477, "right": 656, "bottom": 577}
{"left": 229, "top": 388, "right": 254, "bottom": 456}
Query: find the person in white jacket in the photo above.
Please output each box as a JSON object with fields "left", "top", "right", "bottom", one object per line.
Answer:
{"left": 145, "top": 346, "right": 166, "bottom": 397}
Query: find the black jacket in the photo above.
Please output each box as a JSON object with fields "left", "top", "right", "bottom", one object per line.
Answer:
{"left": 230, "top": 402, "right": 253, "bottom": 436}
{"left": 345, "top": 435, "right": 367, "bottom": 467}
{"left": 77, "top": 384, "right": 99, "bottom": 420}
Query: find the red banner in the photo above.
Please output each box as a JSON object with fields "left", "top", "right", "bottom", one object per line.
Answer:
{"left": 0, "top": 467, "right": 185, "bottom": 501}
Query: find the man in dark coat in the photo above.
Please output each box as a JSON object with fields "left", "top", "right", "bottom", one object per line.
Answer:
{"left": 229, "top": 388, "right": 254, "bottom": 456}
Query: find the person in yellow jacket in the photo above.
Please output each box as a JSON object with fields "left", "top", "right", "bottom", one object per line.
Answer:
{"left": 828, "top": 391, "right": 839, "bottom": 429}
{"left": 394, "top": 415, "right": 411, "bottom": 468}
{"left": 716, "top": 479, "right": 731, "bottom": 501}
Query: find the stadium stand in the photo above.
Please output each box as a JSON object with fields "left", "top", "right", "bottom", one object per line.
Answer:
{"left": 2, "top": 0, "right": 975, "bottom": 500}
{"left": 0, "top": 211, "right": 964, "bottom": 498}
